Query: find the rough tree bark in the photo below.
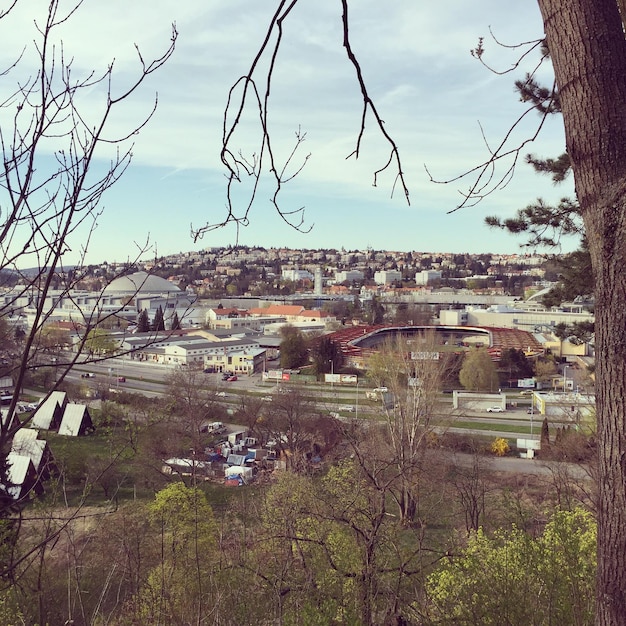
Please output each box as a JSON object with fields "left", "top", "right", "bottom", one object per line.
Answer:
{"left": 536, "top": 1, "right": 626, "bottom": 624}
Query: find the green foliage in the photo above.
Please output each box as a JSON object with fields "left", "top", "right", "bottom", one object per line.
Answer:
{"left": 0, "top": 589, "right": 23, "bottom": 624}
{"left": 37, "top": 324, "right": 71, "bottom": 352}
{"left": 148, "top": 482, "right": 217, "bottom": 546}
{"left": 170, "top": 311, "right": 181, "bottom": 330}
{"left": 137, "top": 308, "right": 150, "bottom": 332}
{"left": 554, "top": 319, "right": 595, "bottom": 345}
{"left": 497, "top": 348, "right": 534, "bottom": 382}
{"left": 151, "top": 305, "right": 165, "bottom": 331}
{"left": 279, "top": 325, "right": 308, "bottom": 369}
{"left": 542, "top": 243, "right": 594, "bottom": 308}
{"left": 459, "top": 348, "right": 498, "bottom": 391}
{"left": 139, "top": 483, "right": 218, "bottom": 624}
{"left": 485, "top": 197, "right": 581, "bottom": 248}
{"left": 85, "top": 327, "right": 117, "bottom": 356}
{"left": 310, "top": 335, "right": 342, "bottom": 376}
{"left": 426, "top": 507, "right": 596, "bottom": 625}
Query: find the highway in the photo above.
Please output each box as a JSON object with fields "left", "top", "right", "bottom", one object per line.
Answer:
{"left": 62, "top": 359, "right": 544, "bottom": 440}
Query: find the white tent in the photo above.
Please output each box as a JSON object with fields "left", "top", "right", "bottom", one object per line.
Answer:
{"left": 58, "top": 404, "right": 94, "bottom": 437}
{"left": 31, "top": 391, "right": 67, "bottom": 430}
{"left": 0, "top": 409, "right": 19, "bottom": 431}
{"left": 11, "top": 428, "right": 48, "bottom": 471}
{"left": 5, "top": 452, "right": 43, "bottom": 500}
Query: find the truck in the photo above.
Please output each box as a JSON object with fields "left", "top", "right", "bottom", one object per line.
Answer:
{"left": 202, "top": 421, "right": 226, "bottom": 435}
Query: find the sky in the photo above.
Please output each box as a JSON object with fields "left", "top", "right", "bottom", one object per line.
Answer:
{"left": 1, "top": 1, "right": 577, "bottom": 267}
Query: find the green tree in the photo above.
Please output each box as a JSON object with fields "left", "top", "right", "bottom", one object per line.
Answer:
{"left": 36, "top": 324, "right": 70, "bottom": 353}
{"left": 256, "top": 461, "right": 416, "bottom": 625}
{"left": 137, "top": 309, "right": 150, "bottom": 333}
{"left": 542, "top": 242, "right": 594, "bottom": 308}
{"left": 534, "top": 355, "right": 558, "bottom": 383}
{"left": 84, "top": 328, "right": 117, "bottom": 356}
{"left": 498, "top": 348, "right": 534, "bottom": 384}
{"left": 279, "top": 325, "right": 308, "bottom": 370}
{"left": 170, "top": 311, "right": 181, "bottom": 331}
{"left": 310, "top": 335, "right": 342, "bottom": 377}
{"left": 393, "top": 303, "right": 433, "bottom": 325}
{"left": 140, "top": 483, "right": 218, "bottom": 625}
{"left": 426, "top": 507, "right": 596, "bottom": 625}
{"left": 541, "top": 417, "right": 551, "bottom": 449}
{"left": 459, "top": 348, "right": 498, "bottom": 392}
{"left": 151, "top": 305, "right": 165, "bottom": 332}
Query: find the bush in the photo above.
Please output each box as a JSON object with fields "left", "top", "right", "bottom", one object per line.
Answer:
{"left": 491, "top": 437, "right": 510, "bottom": 457}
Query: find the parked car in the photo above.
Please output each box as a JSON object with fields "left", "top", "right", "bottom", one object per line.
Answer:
{"left": 226, "top": 375, "right": 238, "bottom": 382}
{"left": 117, "top": 376, "right": 126, "bottom": 383}
{"left": 81, "top": 372, "right": 96, "bottom": 378}
{"left": 215, "top": 391, "right": 226, "bottom": 397}
{"left": 486, "top": 406, "right": 505, "bottom": 413}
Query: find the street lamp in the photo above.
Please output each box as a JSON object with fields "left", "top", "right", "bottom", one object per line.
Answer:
{"left": 355, "top": 381, "right": 360, "bottom": 419}
{"left": 563, "top": 365, "right": 569, "bottom": 392}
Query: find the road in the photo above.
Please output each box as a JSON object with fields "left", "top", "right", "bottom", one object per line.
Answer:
{"left": 65, "top": 360, "right": 544, "bottom": 439}
{"left": 441, "top": 450, "right": 592, "bottom": 480}
{"left": 57, "top": 360, "right": 596, "bottom": 479}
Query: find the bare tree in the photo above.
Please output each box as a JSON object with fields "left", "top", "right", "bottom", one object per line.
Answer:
{"left": 366, "top": 332, "right": 455, "bottom": 525}
{"left": 166, "top": 366, "right": 227, "bottom": 453}
{"left": 187, "top": 0, "right": 626, "bottom": 621}
{"left": 191, "top": 0, "right": 409, "bottom": 243}
{"left": 0, "top": 0, "right": 176, "bottom": 576}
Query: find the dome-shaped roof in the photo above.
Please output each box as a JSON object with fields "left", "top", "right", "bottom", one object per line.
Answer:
{"left": 103, "top": 271, "right": 180, "bottom": 294}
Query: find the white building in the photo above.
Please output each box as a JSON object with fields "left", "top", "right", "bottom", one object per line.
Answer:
{"left": 281, "top": 268, "right": 314, "bottom": 282}
{"left": 374, "top": 270, "right": 402, "bottom": 285}
{"left": 335, "top": 269, "right": 364, "bottom": 283}
{"left": 415, "top": 270, "right": 442, "bottom": 285}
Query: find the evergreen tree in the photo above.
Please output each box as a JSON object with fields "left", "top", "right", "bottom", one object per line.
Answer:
{"left": 498, "top": 348, "right": 535, "bottom": 384}
{"left": 310, "top": 336, "right": 342, "bottom": 377}
{"left": 137, "top": 309, "right": 150, "bottom": 333}
{"left": 151, "top": 305, "right": 165, "bottom": 331}
{"left": 170, "top": 311, "right": 181, "bottom": 330}
{"left": 541, "top": 417, "right": 550, "bottom": 449}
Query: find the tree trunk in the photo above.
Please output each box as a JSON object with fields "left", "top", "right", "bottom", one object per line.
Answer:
{"left": 536, "top": 1, "right": 626, "bottom": 624}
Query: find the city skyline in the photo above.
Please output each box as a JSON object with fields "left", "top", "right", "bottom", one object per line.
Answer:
{"left": 2, "top": 2, "right": 576, "bottom": 267}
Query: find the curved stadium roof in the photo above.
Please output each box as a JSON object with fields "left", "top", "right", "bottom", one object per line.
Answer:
{"left": 103, "top": 271, "right": 180, "bottom": 294}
